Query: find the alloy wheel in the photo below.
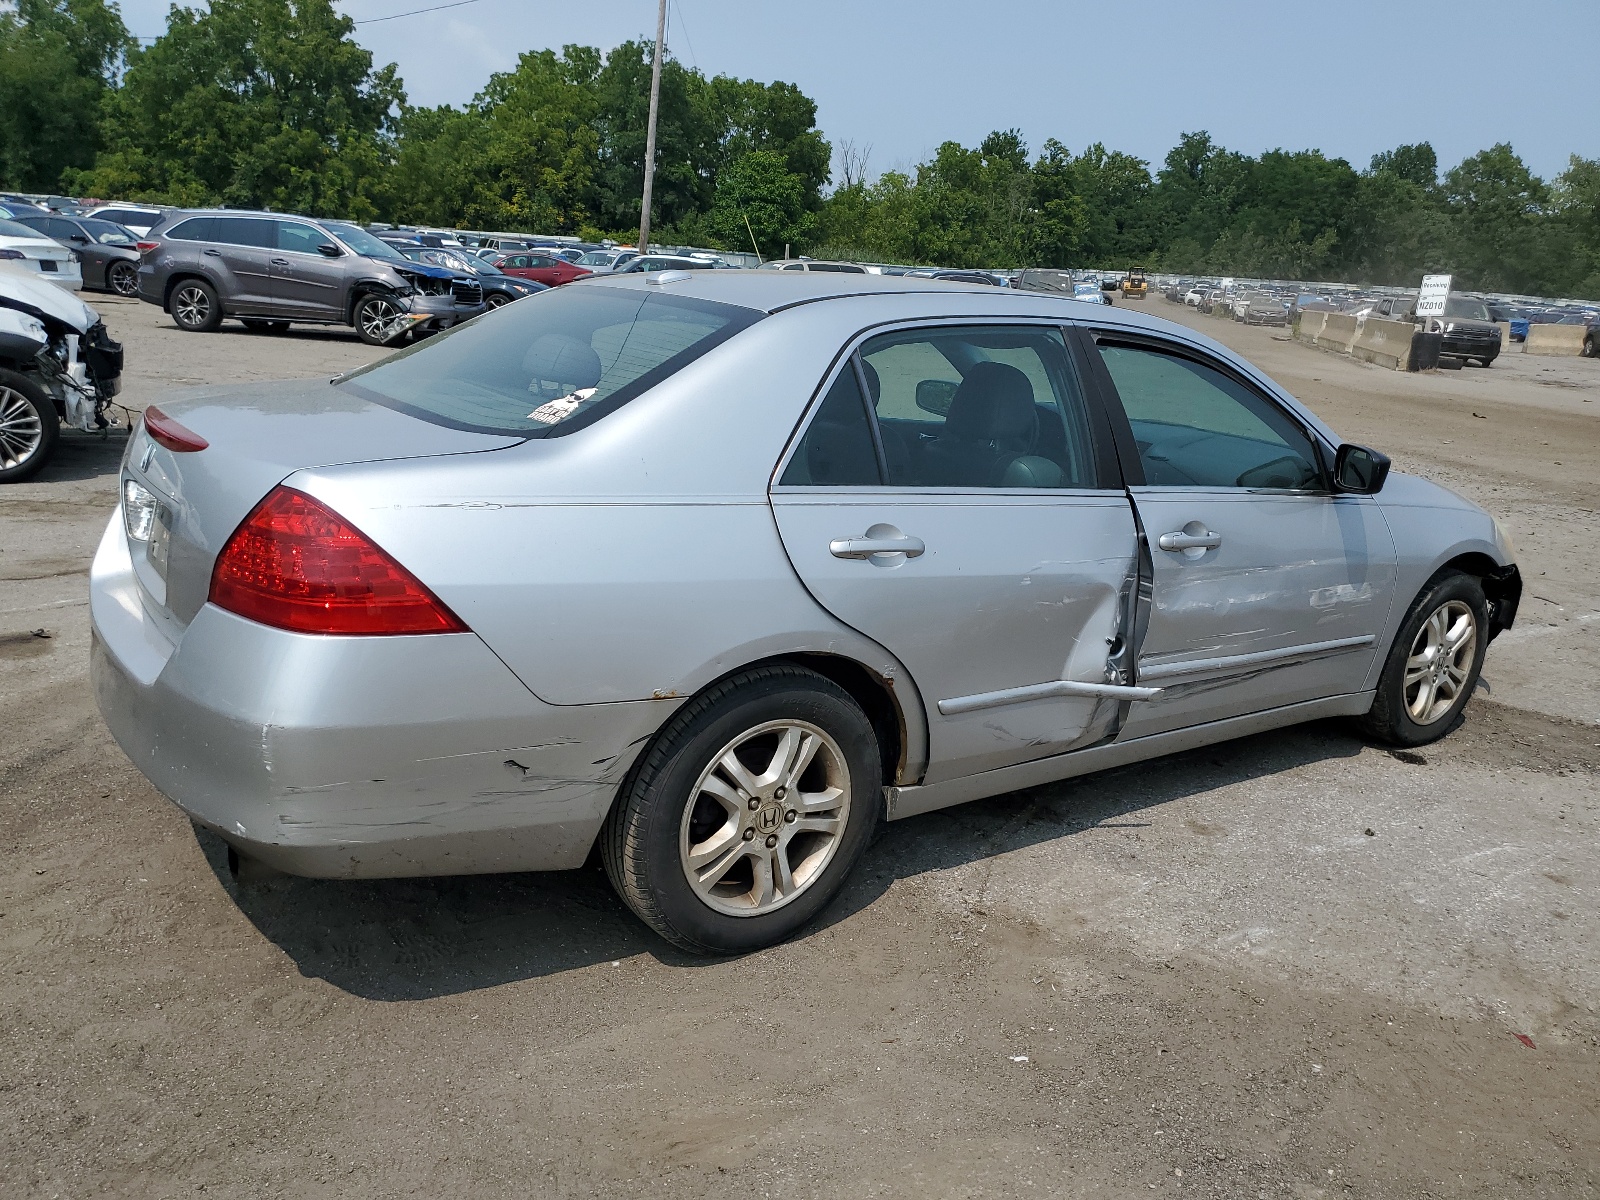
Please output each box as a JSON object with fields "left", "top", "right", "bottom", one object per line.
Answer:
{"left": 174, "top": 284, "right": 211, "bottom": 328}
{"left": 0, "top": 385, "right": 44, "bottom": 471}
{"left": 109, "top": 262, "right": 139, "bottom": 297}
{"left": 486, "top": 293, "right": 510, "bottom": 309}
{"left": 678, "top": 720, "right": 851, "bottom": 917}
{"left": 359, "top": 297, "right": 401, "bottom": 341}
{"left": 1404, "top": 600, "right": 1477, "bottom": 725}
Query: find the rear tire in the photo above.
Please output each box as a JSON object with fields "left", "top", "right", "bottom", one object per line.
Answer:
{"left": 170, "top": 279, "right": 222, "bottom": 332}
{"left": 602, "top": 665, "right": 882, "bottom": 954}
{"left": 1361, "top": 571, "right": 1488, "bottom": 747}
{"left": 107, "top": 260, "right": 139, "bottom": 298}
{"left": 0, "top": 369, "right": 60, "bottom": 483}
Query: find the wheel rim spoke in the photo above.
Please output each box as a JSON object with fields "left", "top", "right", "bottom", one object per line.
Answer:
{"left": 1405, "top": 599, "right": 1478, "bottom": 725}
{"left": 679, "top": 718, "right": 852, "bottom": 918}
{"left": 0, "top": 387, "right": 41, "bottom": 468}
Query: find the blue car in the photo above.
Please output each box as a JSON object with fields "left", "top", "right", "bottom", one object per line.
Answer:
{"left": 1487, "top": 303, "right": 1529, "bottom": 342}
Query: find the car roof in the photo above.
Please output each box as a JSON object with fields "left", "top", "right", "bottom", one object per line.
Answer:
{"left": 578, "top": 271, "right": 1224, "bottom": 340}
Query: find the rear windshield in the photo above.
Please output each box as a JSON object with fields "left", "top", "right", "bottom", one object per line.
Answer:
{"left": 337, "top": 285, "right": 761, "bottom": 437}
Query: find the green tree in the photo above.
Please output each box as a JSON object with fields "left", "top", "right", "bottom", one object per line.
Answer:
{"left": 1369, "top": 142, "right": 1438, "bottom": 190}
{"left": 1026, "top": 139, "right": 1088, "bottom": 268}
{"left": 71, "top": 0, "right": 402, "bottom": 218}
{"left": 707, "top": 149, "right": 812, "bottom": 258}
{"left": 0, "top": 0, "right": 128, "bottom": 191}
{"left": 1442, "top": 143, "right": 1551, "bottom": 292}
{"left": 1550, "top": 155, "right": 1600, "bottom": 296}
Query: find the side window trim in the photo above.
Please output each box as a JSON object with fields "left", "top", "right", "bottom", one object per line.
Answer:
{"left": 849, "top": 353, "right": 891, "bottom": 485}
{"left": 1078, "top": 327, "right": 1332, "bottom": 493}
{"left": 774, "top": 317, "right": 1126, "bottom": 493}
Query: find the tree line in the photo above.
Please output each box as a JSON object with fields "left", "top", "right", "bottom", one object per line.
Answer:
{"left": 2, "top": 0, "right": 1596, "bottom": 298}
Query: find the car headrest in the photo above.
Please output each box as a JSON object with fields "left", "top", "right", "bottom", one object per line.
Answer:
{"left": 523, "top": 333, "right": 602, "bottom": 391}
{"left": 944, "top": 361, "right": 1035, "bottom": 447}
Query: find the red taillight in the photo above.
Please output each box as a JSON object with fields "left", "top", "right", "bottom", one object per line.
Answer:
{"left": 209, "top": 487, "right": 467, "bottom": 636}
{"left": 143, "top": 405, "right": 208, "bottom": 452}
{"left": 136, "top": 240, "right": 159, "bottom": 255}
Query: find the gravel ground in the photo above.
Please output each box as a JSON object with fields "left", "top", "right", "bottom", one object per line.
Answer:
{"left": 2, "top": 292, "right": 1597, "bottom": 1199}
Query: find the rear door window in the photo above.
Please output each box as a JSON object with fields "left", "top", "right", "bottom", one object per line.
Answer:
{"left": 337, "top": 286, "right": 762, "bottom": 438}
{"left": 780, "top": 366, "right": 881, "bottom": 486}
{"left": 214, "top": 217, "right": 274, "bottom": 247}
{"left": 781, "top": 325, "right": 1112, "bottom": 491}
{"left": 163, "top": 217, "right": 216, "bottom": 241}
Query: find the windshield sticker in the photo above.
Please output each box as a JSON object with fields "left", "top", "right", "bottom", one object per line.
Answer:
{"left": 527, "top": 388, "right": 596, "bottom": 424}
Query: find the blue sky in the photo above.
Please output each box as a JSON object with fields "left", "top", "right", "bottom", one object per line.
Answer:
{"left": 118, "top": 0, "right": 1600, "bottom": 184}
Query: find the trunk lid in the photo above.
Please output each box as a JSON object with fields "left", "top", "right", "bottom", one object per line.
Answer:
{"left": 123, "top": 377, "right": 520, "bottom": 629}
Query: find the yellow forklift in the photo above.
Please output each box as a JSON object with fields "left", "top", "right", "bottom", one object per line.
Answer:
{"left": 1120, "top": 267, "right": 1148, "bottom": 300}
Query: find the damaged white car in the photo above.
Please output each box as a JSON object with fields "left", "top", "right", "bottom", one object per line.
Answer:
{"left": 0, "top": 265, "right": 124, "bottom": 481}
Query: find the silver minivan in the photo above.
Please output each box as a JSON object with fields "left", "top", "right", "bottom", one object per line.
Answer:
{"left": 135, "top": 211, "right": 485, "bottom": 344}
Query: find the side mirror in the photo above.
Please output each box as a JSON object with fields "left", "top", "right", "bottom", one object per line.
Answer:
{"left": 1333, "top": 443, "right": 1391, "bottom": 494}
{"left": 70, "top": 234, "right": 89, "bottom": 243}
{"left": 915, "top": 378, "right": 958, "bottom": 417}
{"left": 317, "top": 243, "right": 342, "bottom": 258}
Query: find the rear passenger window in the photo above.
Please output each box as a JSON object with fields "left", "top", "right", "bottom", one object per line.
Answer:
{"left": 860, "top": 325, "right": 1098, "bottom": 489}
{"left": 213, "top": 217, "right": 274, "bottom": 247}
{"left": 164, "top": 217, "right": 216, "bottom": 241}
{"left": 781, "top": 366, "right": 880, "bottom": 486}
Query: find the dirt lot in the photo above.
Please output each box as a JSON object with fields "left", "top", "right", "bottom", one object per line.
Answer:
{"left": 2, "top": 293, "right": 1598, "bottom": 1199}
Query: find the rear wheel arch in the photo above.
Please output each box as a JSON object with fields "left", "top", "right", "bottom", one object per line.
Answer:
{"left": 599, "top": 650, "right": 916, "bottom": 830}
{"left": 162, "top": 271, "right": 217, "bottom": 314}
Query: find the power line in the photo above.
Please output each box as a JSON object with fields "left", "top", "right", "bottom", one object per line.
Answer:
{"left": 352, "top": 0, "right": 488, "bottom": 24}
{"left": 132, "top": 0, "right": 488, "bottom": 41}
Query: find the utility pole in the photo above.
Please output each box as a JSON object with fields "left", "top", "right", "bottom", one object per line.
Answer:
{"left": 637, "top": 0, "right": 667, "bottom": 254}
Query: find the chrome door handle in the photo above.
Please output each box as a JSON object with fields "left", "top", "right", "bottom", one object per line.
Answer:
{"left": 269, "top": 257, "right": 290, "bottom": 266}
{"left": 203, "top": 249, "right": 221, "bottom": 256}
{"left": 1157, "top": 529, "right": 1222, "bottom": 552}
{"left": 830, "top": 533, "right": 925, "bottom": 560}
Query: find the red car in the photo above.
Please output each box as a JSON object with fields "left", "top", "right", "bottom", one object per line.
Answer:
{"left": 493, "top": 252, "right": 591, "bottom": 286}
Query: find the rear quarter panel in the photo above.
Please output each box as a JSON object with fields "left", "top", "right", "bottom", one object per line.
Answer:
{"left": 289, "top": 304, "right": 929, "bottom": 770}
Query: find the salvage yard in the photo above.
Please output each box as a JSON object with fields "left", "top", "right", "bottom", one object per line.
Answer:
{"left": 3, "top": 294, "right": 1599, "bottom": 1198}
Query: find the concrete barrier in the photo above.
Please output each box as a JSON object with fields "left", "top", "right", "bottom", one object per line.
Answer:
{"left": 1351, "top": 316, "right": 1415, "bottom": 371}
{"left": 1312, "top": 312, "right": 1359, "bottom": 353}
{"left": 1523, "top": 324, "right": 1587, "bottom": 356}
{"left": 1297, "top": 311, "right": 1328, "bottom": 345}
{"left": 1494, "top": 320, "right": 1512, "bottom": 349}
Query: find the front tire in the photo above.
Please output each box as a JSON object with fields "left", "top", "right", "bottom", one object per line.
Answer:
{"left": 486, "top": 292, "right": 510, "bottom": 309}
{"left": 1361, "top": 571, "right": 1488, "bottom": 747}
{"left": 170, "top": 279, "right": 222, "bottom": 332}
{"left": 354, "top": 294, "right": 405, "bottom": 346}
{"left": 602, "top": 665, "right": 882, "bottom": 954}
{"left": 0, "top": 369, "right": 60, "bottom": 483}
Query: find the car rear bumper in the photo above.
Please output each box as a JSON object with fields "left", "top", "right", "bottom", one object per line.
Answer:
{"left": 89, "top": 510, "right": 662, "bottom": 879}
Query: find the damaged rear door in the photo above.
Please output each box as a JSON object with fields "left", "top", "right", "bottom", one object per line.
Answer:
{"left": 769, "top": 321, "right": 1144, "bottom": 786}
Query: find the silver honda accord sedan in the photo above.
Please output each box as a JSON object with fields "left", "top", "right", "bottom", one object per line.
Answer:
{"left": 91, "top": 272, "right": 1522, "bottom": 953}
